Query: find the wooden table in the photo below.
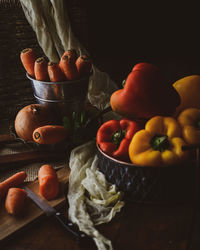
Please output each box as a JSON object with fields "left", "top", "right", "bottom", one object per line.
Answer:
{"left": 1, "top": 198, "right": 200, "bottom": 250}
{"left": 0, "top": 148, "right": 199, "bottom": 250}
{"left": 1, "top": 138, "right": 199, "bottom": 250}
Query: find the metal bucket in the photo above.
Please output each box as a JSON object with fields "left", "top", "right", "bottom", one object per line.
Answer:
{"left": 27, "top": 72, "right": 91, "bottom": 118}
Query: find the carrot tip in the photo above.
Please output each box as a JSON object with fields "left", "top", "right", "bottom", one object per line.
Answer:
{"left": 36, "top": 57, "right": 45, "bottom": 63}
{"left": 81, "top": 55, "right": 90, "bottom": 61}
{"left": 62, "top": 55, "right": 69, "bottom": 60}
{"left": 48, "top": 61, "right": 56, "bottom": 66}
{"left": 21, "top": 48, "right": 32, "bottom": 54}
{"left": 33, "top": 132, "right": 40, "bottom": 140}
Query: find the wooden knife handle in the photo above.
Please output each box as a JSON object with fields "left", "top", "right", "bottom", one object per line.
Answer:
{"left": 54, "top": 212, "right": 95, "bottom": 247}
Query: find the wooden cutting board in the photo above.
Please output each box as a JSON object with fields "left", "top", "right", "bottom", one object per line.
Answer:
{"left": 0, "top": 165, "right": 70, "bottom": 242}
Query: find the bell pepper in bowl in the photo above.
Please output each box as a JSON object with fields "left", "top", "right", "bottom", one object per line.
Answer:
{"left": 129, "top": 116, "right": 189, "bottom": 166}
{"left": 177, "top": 108, "right": 200, "bottom": 145}
{"left": 96, "top": 118, "right": 143, "bottom": 162}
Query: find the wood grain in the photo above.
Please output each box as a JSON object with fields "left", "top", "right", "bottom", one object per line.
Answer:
{"left": 0, "top": 166, "right": 70, "bottom": 242}
{"left": 0, "top": 150, "right": 67, "bottom": 166}
{"left": 0, "top": 133, "right": 16, "bottom": 143}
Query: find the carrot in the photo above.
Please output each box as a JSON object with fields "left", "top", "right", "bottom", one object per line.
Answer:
{"left": 0, "top": 171, "right": 27, "bottom": 199}
{"left": 76, "top": 55, "right": 92, "bottom": 77}
{"left": 20, "top": 48, "right": 37, "bottom": 77}
{"left": 34, "top": 57, "right": 49, "bottom": 81}
{"left": 59, "top": 55, "right": 79, "bottom": 80}
{"left": 32, "top": 125, "right": 68, "bottom": 145}
{"left": 38, "top": 164, "right": 59, "bottom": 200}
{"left": 47, "top": 62, "right": 66, "bottom": 82}
{"left": 61, "top": 49, "right": 78, "bottom": 62}
{"left": 5, "top": 188, "right": 27, "bottom": 215}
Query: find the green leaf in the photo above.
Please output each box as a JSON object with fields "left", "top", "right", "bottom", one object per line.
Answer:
{"left": 80, "top": 110, "right": 86, "bottom": 124}
{"left": 63, "top": 116, "right": 71, "bottom": 129}
{"left": 122, "top": 79, "right": 126, "bottom": 88}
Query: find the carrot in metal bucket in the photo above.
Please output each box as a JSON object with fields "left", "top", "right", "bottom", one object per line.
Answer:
{"left": 34, "top": 57, "right": 49, "bottom": 81}
{"left": 0, "top": 171, "right": 27, "bottom": 199}
{"left": 76, "top": 54, "right": 92, "bottom": 77}
{"left": 32, "top": 125, "right": 68, "bottom": 145}
{"left": 5, "top": 188, "right": 27, "bottom": 215}
{"left": 61, "top": 49, "right": 78, "bottom": 62}
{"left": 48, "top": 62, "right": 66, "bottom": 82}
{"left": 59, "top": 55, "right": 79, "bottom": 80}
{"left": 20, "top": 48, "right": 37, "bottom": 77}
{"left": 38, "top": 164, "right": 59, "bottom": 200}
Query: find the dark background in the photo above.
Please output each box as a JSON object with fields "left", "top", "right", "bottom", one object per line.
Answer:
{"left": 85, "top": 2, "right": 200, "bottom": 87}
{"left": 0, "top": 0, "right": 200, "bottom": 132}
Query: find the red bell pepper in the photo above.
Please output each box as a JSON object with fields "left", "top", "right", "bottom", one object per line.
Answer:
{"left": 96, "top": 118, "right": 142, "bottom": 161}
{"left": 110, "top": 62, "right": 181, "bottom": 119}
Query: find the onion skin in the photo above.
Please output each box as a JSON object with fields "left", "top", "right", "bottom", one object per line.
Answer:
{"left": 14, "top": 104, "right": 57, "bottom": 142}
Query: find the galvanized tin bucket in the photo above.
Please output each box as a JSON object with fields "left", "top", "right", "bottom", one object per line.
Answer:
{"left": 27, "top": 72, "right": 91, "bottom": 118}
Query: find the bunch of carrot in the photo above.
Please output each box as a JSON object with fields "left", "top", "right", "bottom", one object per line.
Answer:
{"left": 0, "top": 164, "right": 60, "bottom": 215}
{"left": 20, "top": 48, "right": 92, "bottom": 82}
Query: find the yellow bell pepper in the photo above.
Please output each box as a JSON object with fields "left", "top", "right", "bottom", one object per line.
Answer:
{"left": 177, "top": 108, "right": 200, "bottom": 145}
{"left": 129, "top": 116, "right": 189, "bottom": 167}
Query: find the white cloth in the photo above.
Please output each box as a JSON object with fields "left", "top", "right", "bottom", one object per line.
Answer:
{"left": 68, "top": 141, "right": 124, "bottom": 250}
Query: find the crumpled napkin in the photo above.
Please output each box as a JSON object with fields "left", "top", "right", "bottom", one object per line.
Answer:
{"left": 68, "top": 140, "right": 124, "bottom": 250}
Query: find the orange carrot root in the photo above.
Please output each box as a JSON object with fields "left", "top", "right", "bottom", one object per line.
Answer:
{"left": 0, "top": 171, "right": 27, "bottom": 199}
{"left": 61, "top": 49, "right": 78, "bottom": 62}
{"left": 48, "top": 62, "right": 66, "bottom": 82}
{"left": 38, "top": 164, "right": 59, "bottom": 200}
{"left": 76, "top": 55, "right": 92, "bottom": 77}
{"left": 32, "top": 125, "right": 68, "bottom": 145}
{"left": 34, "top": 57, "right": 49, "bottom": 81}
{"left": 5, "top": 188, "right": 27, "bottom": 215}
{"left": 20, "top": 48, "right": 37, "bottom": 77}
{"left": 59, "top": 55, "right": 79, "bottom": 80}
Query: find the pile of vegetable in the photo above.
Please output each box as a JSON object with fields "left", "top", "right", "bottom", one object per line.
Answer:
{"left": 16, "top": 48, "right": 97, "bottom": 146}
{"left": 14, "top": 102, "right": 100, "bottom": 146}
{"left": 14, "top": 103, "right": 68, "bottom": 144}
{"left": 96, "top": 62, "right": 200, "bottom": 167}
{"left": 0, "top": 165, "right": 59, "bottom": 215}
{"left": 20, "top": 48, "right": 92, "bottom": 82}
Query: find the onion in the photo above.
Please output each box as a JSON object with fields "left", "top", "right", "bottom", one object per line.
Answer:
{"left": 14, "top": 104, "right": 58, "bottom": 141}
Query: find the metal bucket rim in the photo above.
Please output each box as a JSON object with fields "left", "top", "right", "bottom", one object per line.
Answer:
{"left": 26, "top": 71, "right": 92, "bottom": 85}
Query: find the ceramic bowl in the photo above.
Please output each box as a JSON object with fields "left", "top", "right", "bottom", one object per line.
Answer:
{"left": 96, "top": 144, "right": 196, "bottom": 203}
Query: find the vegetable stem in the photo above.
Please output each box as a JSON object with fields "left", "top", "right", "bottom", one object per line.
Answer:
{"left": 150, "top": 134, "right": 169, "bottom": 152}
{"left": 112, "top": 130, "right": 126, "bottom": 146}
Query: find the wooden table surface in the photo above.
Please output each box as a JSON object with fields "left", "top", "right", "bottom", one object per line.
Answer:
{"left": 1, "top": 199, "right": 200, "bottom": 250}
{"left": 0, "top": 143, "right": 200, "bottom": 250}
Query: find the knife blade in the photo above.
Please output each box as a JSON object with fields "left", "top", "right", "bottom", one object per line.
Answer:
{"left": 23, "top": 186, "right": 94, "bottom": 246}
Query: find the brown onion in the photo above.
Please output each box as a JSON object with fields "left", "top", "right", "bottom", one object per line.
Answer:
{"left": 14, "top": 104, "right": 58, "bottom": 142}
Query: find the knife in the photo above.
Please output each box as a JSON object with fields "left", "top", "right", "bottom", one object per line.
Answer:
{"left": 23, "top": 186, "right": 95, "bottom": 247}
